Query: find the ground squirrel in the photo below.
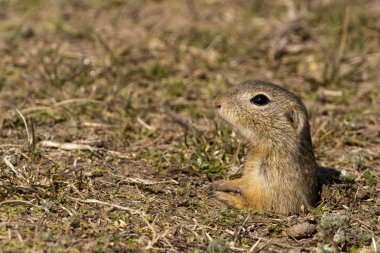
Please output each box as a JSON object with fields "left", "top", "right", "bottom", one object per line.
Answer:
{"left": 213, "top": 80, "right": 317, "bottom": 214}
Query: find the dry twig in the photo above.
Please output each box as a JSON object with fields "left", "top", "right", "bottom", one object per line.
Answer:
{"left": 2, "top": 156, "right": 18, "bottom": 175}
{"left": 15, "top": 109, "right": 32, "bottom": 146}
{"left": 20, "top": 98, "right": 101, "bottom": 114}
{"left": 40, "top": 140, "right": 93, "bottom": 151}
{"left": 39, "top": 140, "right": 128, "bottom": 159}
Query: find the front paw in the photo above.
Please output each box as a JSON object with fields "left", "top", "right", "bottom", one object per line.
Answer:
{"left": 210, "top": 180, "right": 242, "bottom": 194}
{"left": 212, "top": 191, "right": 245, "bottom": 209}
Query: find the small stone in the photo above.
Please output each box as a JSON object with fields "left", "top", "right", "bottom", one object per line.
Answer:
{"left": 286, "top": 222, "right": 317, "bottom": 239}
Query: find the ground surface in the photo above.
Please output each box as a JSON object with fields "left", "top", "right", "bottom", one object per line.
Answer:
{"left": 0, "top": 0, "right": 379, "bottom": 252}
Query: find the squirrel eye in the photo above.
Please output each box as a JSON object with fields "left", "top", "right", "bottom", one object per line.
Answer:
{"left": 250, "top": 94, "right": 270, "bottom": 105}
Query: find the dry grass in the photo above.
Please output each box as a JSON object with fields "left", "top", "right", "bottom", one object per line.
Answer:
{"left": 0, "top": 0, "right": 379, "bottom": 252}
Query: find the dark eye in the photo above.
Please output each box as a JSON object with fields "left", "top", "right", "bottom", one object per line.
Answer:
{"left": 250, "top": 94, "right": 270, "bottom": 105}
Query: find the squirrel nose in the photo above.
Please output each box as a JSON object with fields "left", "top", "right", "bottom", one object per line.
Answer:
{"left": 215, "top": 96, "right": 222, "bottom": 109}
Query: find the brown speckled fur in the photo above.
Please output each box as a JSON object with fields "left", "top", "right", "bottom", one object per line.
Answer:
{"left": 213, "top": 80, "right": 317, "bottom": 214}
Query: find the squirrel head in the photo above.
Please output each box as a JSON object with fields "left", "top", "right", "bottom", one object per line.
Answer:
{"left": 215, "top": 80, "right": 311, "bottom": 148}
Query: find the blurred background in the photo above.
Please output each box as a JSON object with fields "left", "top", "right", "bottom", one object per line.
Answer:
{"left": 0, "top": 0, "right": 379, "bottom": 252}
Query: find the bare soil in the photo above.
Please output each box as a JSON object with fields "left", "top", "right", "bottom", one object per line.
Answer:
{"left": 0, "top": 0, "right": 379, "bottom": 252}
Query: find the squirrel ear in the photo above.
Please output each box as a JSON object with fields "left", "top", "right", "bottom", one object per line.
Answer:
{"left": 285, "top": 107, "right": 304, "bottom": 134}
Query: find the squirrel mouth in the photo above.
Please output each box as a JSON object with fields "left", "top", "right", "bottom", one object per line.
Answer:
{"left": 216, "top": 110, "right": 233, "bottom": 126}
{"left": 216, "top": 110, "right": 256, "bottom": 140}
{"left": 216, "top": 111, "right": 241, "bottom": 134}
